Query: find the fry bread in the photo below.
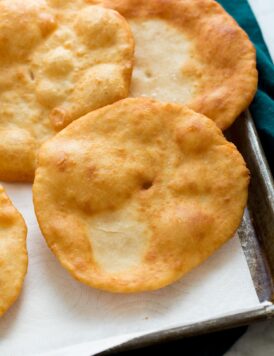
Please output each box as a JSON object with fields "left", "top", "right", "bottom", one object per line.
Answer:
{"left": 90, "top": 0, "right": 257, "bottom": 130}
{"left": 0, "top": 186, "right": 28, "bottom": 317}
{"left": 0, "top": 0, "right": 134, "bottom": 181}
{"left": 33, "top": 98, "right": 249, "bottom": 293}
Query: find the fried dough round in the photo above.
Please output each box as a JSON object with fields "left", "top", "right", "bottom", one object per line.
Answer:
{"left": 0, "top": 0, "right": 134, "bottom": 182}
{"left": 0, "top": 186, "right": 28, "bottom": 317}
{"left": 90, "top": 0, "right": 257, "bottom": 130}
{"left": 33, "top": 98, "right": 249, "bottom": 293}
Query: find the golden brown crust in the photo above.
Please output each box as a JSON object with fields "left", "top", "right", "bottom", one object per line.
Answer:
{"left": 33, "top": 98, "right": 249, "bottom": 293}
{"left": 89, "top": 0, "right": 258, "bottom": 130}
{"left": 0, "top": 185, "right": 28, "bottom": 317}
{"left": 0, "top": 0, "right": 134, "bottom": 182}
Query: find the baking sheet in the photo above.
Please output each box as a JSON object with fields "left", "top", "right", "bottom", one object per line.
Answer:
{"left": 0, "top": 183, "right": 262, "bottom": 356}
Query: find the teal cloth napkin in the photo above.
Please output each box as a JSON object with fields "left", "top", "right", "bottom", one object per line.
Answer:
{"left": 217, "top": 0, "right": 274, "bottom": 173}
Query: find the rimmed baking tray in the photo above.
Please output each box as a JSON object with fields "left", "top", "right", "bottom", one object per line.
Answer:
{"left": 98, "top": 111, "right": 274, "bottom": 355}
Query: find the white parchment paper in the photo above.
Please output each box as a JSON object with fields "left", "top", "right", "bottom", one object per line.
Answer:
{"left": 0, "top": 183, "right": 261, "bottom": 356}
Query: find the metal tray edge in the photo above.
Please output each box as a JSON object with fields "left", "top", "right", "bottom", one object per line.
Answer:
{"left": 98, "top": 305, "right": 274, "bottom": 355}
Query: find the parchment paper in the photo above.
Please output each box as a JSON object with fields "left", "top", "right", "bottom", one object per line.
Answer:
{"left": 0, "top": 183, "right": 261, "bottom": 356}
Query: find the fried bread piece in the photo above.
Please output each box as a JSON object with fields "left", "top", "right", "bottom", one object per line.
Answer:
{"left": 0, "top": 0, "right": 134, "bottom": 181}
{"left": 33, "top": 98, "right": 249, "bottom": 293}
{"left": 90, "top": 0, "right": 257, "bottom": 130}
{"left": 0, "top": 186, "right": 28, "bottom": 317}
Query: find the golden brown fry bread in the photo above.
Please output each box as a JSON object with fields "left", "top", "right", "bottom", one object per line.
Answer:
{"left": 89, "top": 0, "right": 257, "bottom": 130}
{"left": 0, "top": 186, "right": 28, "bottom": 317}
{"left": 0, "top": 0, "right": 134, "bottom": 182}
{"left": 33, "top": 98, "right": 249, "bottom": 293}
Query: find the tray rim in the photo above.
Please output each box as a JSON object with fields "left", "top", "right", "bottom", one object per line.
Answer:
{"left": 98, "top": 304, "right": 274, "bottom": 355}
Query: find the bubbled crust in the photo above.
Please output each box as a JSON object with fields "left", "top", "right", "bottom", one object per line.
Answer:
{"left": 89, "top": 0, "right": 258, "bottom": 130}
{"left": 33, "top": 98, "right": 249, "bottom": 293}
{"left": 0, "top": 185, "right": 28, "bottom": 317}
{"left": 0, "top": 0, "right": 134, "bottom": 182}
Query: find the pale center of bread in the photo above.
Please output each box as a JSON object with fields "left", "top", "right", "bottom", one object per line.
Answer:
{"left": 129, "top": 19, "right": 195, "bottom": 103}
{"left": 89, "top": 202, "right": 150, "bottom": 273}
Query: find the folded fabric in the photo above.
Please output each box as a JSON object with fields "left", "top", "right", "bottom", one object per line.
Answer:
{"left": 218, "top": 0, "right": 274, "bottom": 173}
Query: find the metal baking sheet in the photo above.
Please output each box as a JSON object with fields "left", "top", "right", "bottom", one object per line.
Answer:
{"left": 98, "top": 111, "right": 274, "bottom": 355}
